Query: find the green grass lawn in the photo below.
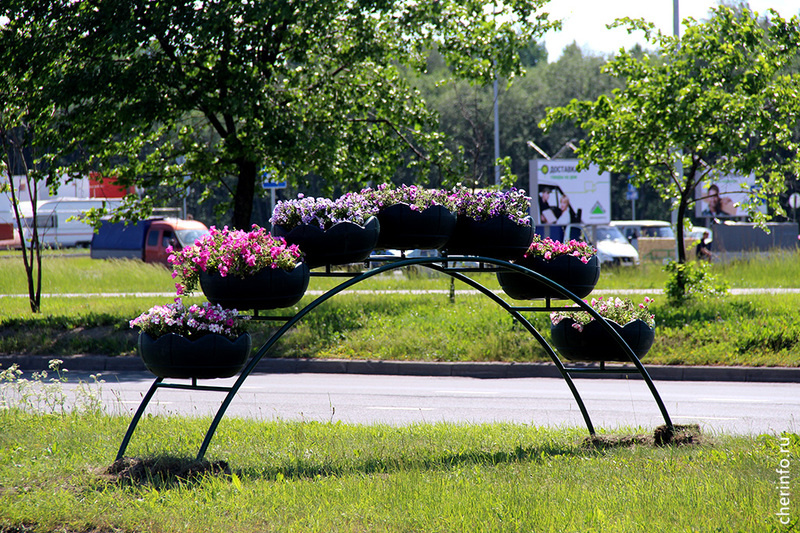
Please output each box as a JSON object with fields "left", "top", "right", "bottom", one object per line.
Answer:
{"left": 1, "top": 253, "right": 799, "bottom": 367}
{"left": 0, "top": 407, "right": 796, "bottom": 533}
{"left": 1, "top": 254, "right": 799, "bottom": 531}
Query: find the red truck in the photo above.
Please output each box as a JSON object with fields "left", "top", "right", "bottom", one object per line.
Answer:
{"left": 90, "top": 217, "right": 209, "bottom": 265}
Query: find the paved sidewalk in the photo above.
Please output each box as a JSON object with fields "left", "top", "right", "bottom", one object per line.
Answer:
{"left": 2, "top": 354, "right": 798, "bottom": 383}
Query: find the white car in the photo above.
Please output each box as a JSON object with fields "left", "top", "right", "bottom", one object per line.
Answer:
{"left": 565, "top": 224, "right": 639, "bottom": 266}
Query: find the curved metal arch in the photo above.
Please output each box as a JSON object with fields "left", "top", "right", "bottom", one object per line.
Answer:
{"left": 115, "top": 255, "right": 673, "bottom": 462}
{"left": 426, "top": 259, "right": 673, "bottom": 437}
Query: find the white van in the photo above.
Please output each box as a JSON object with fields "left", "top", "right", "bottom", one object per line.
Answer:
{"left": 565, "top": 224, "right": 640, "bottom": 266}
{"left": 610, "top": 220, "right": 682, "bottom": 262}
{"left": 610, "top": 220, "right": 675, "bottom": 243}
{"left": 22, "top": 197, "right": 122, "bottom": 248}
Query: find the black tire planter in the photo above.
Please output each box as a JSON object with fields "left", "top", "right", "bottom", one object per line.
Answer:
{"left": 273, "top": 217, "right": 380, "bottom": 268}
{"left": 138, "top": 332, "right": 252, "bottom": 379}
{"left": 497, "top": 255, "right": 600, "bottom": 300}
{"left": 445, "top": 215, "right": 534, "bottom": 260}
{"left": 375, "top": 203, "right": 457, "bottom": 250}
{"left": 199, "top": 263, "right": 310, "bottom": 310}
{"left": 550, "top": 318, "right": 655, "bottom": 362}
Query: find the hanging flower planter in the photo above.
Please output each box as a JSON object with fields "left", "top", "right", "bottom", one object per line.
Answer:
{"left": 498, "top": 254, "right": 600, "bottom": 300}
{"left": 359, "top": 185, "right": 458, "bottom": 250}
{"left": 497, "top": 236, "right": 600, "bottom": 299}
{"left": 199, "top": 263, "right": 310, "bottom": 310}
{"left": 273, "top": 217, "right": 380, "bottom": 268}
{"left": 168, "top": 224, "right": 308, "bottom": 309}
{"left": 550, "top": 318, "right": 655, "bottom": 362}
{"left": 130, "top": 301, "right": 252, "bottom": 379}
{"left": 549, "top": 297, "right": 656, "bottom": 362}
{"left": 445, "top": 214, "right": 533, "bottom": 260}
{"left": 444, "top": 187, "right": 533, "bottom": 259}
{"left": 270, "top": 193, "right": 381, "bottom": 267}
{"left": 375, "top": 203, "right": 457, "bottom": 250}
{"left": 138, "top": 332, "right": 252, "bottom": 379}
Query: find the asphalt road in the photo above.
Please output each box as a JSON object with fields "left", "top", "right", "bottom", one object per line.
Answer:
{"left": 52, "top": 371, "right": 800, "bottom": 436}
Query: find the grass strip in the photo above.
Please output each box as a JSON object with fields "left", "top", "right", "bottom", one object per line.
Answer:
{"left": 0, "top": 409, "right": 796, "bottom": 532}
{"left": 1, "top": 292, "right": 799, "bottom": 367}
{"left": 1, "top": 256, "right": 800, "bottom": 367}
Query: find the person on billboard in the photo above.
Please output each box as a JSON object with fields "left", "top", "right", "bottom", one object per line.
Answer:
{"left": 539, "top": 185, "right": 583, "bottom": 224}
{"left": 538, "top": 186, "right": 558, "bottom": 223}
{"left": 702, "top": 184, "right": 736, "bottom": 216}
{"left": 555, "top": 194, "right": 582, "bottom": 225}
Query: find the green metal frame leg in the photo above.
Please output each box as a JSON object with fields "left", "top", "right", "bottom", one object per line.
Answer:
{"left": 115, "top": 377, "right": 163, "bottom": 461}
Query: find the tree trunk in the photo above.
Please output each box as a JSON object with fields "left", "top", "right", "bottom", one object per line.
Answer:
{"left": 675, "top": 196, "right": 687, "bottom": 264}
{"left": 232, "top": 159, "right": 257, "bottom": 230}
{"left": 671, "top": 178, "right": 696, "bottom": 301}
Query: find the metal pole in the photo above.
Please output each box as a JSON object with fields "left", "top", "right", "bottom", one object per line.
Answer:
{"left": 673, "top": 0, "right": 680, "bottom": 38}
{"left": 493, "top": 69, "right": 501, "bottom": 186}
{"left": 672, "top": 0, "right": 681, "bottom": 260}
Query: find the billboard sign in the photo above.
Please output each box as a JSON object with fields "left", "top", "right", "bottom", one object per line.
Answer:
{"left": 694, "top": 173, "right": 765, "bottom": 218}
{"left": 529, "top": 159, "right": 611, "bottom": 226}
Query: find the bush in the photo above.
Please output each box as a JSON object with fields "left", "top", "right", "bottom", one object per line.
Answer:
{"left": 663, "top": 260, "right": 728, "bottom": 306}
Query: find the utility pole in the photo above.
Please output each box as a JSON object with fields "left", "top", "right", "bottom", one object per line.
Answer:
{"left": 493, "top": 64, "right": 501, "bottom": 186}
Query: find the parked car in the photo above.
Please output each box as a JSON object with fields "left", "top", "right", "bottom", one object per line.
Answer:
{"left": 565, "top": 224, "right": 640, "bottom": 266}
{"left": 91, "top": 217, "right": 209, "bottom": 265}
{"left": 610, "top": 220, "right": 674, "bottom": 244}
{"left": 609, "top": 220, "right": 681, "bottom": 262}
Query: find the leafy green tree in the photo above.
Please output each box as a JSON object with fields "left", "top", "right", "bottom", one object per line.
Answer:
{"left": 506, "top": 43, "right": 627, "bottom": 179}
{"left": 541, "top": 6, "right": 800, "bottom": 263}
{"left": 0, "top": 14, "right": 78, "bottom": 312}
{"left": 0, "top": 117, "right": 44, "bottom": 313}
{"left": 1, "top": 0, "right": 558, "bottom": 229}
{"left": 412, "top": 43, "right": 627, "bottom": 191}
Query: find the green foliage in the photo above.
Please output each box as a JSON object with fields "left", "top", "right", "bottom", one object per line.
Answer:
{"left": 649, "top": 295, "right": 800, "bottom": 366}
{"left": 0, "top": 0, "right": 558, "bottom": 228}
{"left": 414, "top": 43, "right": 627, "bottom": 190}
{"left": 0, "top": 359, "right": 105, "bottom": 414}
{"left": 541, "top": 6, "right": 800, "bottom": 262}
{"left": 663, "top": 260, "right": 729, "bottom": 306}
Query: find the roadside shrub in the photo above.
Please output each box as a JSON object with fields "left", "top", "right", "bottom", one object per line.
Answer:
{"left": 663, "top": 260, "right": 728, "bottom": 306}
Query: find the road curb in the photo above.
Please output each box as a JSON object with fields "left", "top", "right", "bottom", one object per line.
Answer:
{"left": 2, "top": 355, "right": 799, "bottom": 383}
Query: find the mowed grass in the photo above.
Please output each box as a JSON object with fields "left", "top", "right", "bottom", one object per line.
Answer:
{"left": 0, "top": 407, "right": 796, "bottom": 532}
{"left": 1, "top": 253, "right": 799, "bottom": 531}
{"left": 1, "top": 253, "right": 800, "bottom": 366}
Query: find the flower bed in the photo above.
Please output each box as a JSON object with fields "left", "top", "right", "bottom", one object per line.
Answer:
{"left": 167, "top": 224, "right": 303, "bottom": 296}
{"left": 130, "top": 301, "right": 249, "bottom": 341}
{"left": 550, "top": 296, "right": 655, "bottom": 332}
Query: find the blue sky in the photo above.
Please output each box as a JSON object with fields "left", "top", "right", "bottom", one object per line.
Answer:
{"left": 541, "top": 0, "right": 800, "bottom": 60}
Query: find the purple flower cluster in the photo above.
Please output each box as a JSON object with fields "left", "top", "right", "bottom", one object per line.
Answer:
{"left": 524, "top": 235, "right": 596, "bottom": 264}
{"left": 359, "top": 184, "right": 456, "bottom": 212}
{"left": 130, "top": 301, "right": 248, "bottom": 340}
{"left": 270, "top": 192, "right": 379, "bottom": 230}
{"left": 270, "top": 184, "right": 533, "bottom": 230}
{"left": 450, "top": 186, "right": 531, "bottom": 225}
{"left": 550, "top": 296, "right": 656, "bottom": 332}
{"left": 168, "top": 224, "right": 302, "bottom": 296}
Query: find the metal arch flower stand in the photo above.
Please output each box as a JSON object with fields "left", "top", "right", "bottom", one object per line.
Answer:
{"left": 115, "top": 255, "right": 674, "bottom": 462}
